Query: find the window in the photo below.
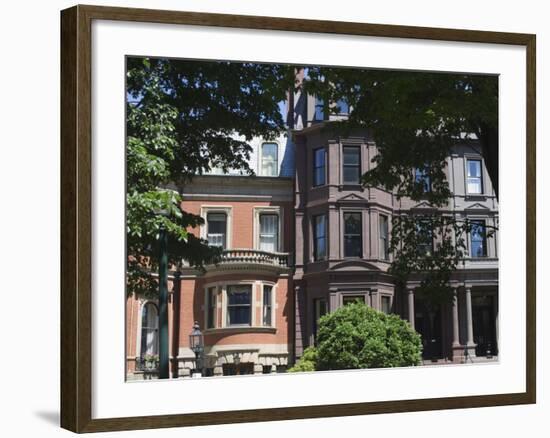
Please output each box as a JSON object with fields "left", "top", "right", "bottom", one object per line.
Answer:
{"left": 379, "top": 215, "right": 389, "bottom": 260}
{"left": 313, "top": 214, "right": 327, "bottom": 261}
{"left": 470, "top": 220, "right": 487, "bottom": 257}
{"left": 313, "top": 298, "right": 327, "bottom": 341}
{"left": 259, "top": 213, "right": 279, "bottom": 252}
{"left": 206, "top": 287, "right": 216, "bottom": 329}
{"left": 313, "top": 148, "right": 326, "bottom": 186}
{"left": 344, "top": 212, "right": 362, "bottom": 257}
{"left": 207, "top": 212, "right": 227, "bottom": 249}
{"left": 381, "top": 296, "right": 392, "bottom": 314}
{"left": 415, "top": 167, "right": 431, "bottom": 192}
{"left": 336, "top": 98, "right": 349, "bottom": 114}
{"left": 261, "top": 142, "right": 278, "bottom": 176}
{"left": 467, "top": 159, "right": 483, "bottom": 194}
{"left": 226, "top": 285, "right": 252, "bottom": 326}
{"left": 343, "top": 146, "right": 361, "bottom": 184}
{"left": 342, "top": 295, "right": 365, "bottom": 306}
{"left": 263, "top": 285, "right": 273, "bottom": 326}
{"left": 140, "top": 303, "right": 158, "bottom": 357}
{"left": 314, "top": 96, "right": 325, "bottom": 121}
{"left": 416, "top": 220, "right": 433, "bottom": 256}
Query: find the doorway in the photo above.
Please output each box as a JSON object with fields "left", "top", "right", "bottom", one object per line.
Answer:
{"left": 472, "top": 294, "right": 498, "bottom": 357}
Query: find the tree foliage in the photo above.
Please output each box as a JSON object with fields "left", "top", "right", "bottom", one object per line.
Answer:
{"left": 316, "top": 302, "right": 422, "bottom": 370}
{"left": 287, "top": 347, "right": 318, "bottom": 372}
{"left": 126, "top": 57, "right": 294, "bottom": 296}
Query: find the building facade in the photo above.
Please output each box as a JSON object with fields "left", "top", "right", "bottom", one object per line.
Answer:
{"left": 126, "top": 86, "right": 499, "bottom": 379}
{"left": 292, "top": 92, "right": 499, "bottom": 364}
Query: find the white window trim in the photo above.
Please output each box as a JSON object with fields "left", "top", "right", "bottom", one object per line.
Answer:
{"left": 463, "top": 154, "right": 486, "bottom": 196}
{"left": 253, "top": 206, "right": 283, "bottom": 252}
{"left": 200, "top": 205, "right": 233, "bottom": 249}
{"left": 258, "top": 141, "right": 280, "bottom": 177}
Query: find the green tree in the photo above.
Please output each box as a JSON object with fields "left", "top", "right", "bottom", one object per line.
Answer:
{"left": 287, "top": 347, "right": 318, "bottom": 372}
{"left": 126, "top": 57, "right": 294, "bottom": 296}
{"left": 316, "top": 302, "right": 422, "bottom": 370}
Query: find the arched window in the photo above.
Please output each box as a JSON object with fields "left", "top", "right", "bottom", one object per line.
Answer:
{"left": 140, "top": 303, "right": 159, "bottom": 357}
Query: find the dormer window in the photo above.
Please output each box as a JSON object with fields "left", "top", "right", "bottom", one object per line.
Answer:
{"left": 261, "top": 142, "right": 278, "bottom": 176}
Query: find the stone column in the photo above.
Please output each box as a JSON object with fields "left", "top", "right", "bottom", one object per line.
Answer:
{"left": 464, "top": 286, "right": 477, "bottom": 358}
{"left": 451, "top": 288, "right": 464, "bottom": 362}
{"left": 407, "top": 288, "right": 415, "bottom": 330}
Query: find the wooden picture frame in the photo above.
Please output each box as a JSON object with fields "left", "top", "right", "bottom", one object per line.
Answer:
{"left": 60, "top": 4, "right": 536, "bottom": 433}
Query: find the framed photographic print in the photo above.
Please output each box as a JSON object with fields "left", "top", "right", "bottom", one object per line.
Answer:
{"left": 60, "top": 4, "right": 536, "bottom": 433}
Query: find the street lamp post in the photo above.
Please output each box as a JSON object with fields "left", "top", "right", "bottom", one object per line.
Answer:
{"left": 158, "top": 222, "right": 169, "bottom": 379}
{"left": 189, "top": 321, "right": 204, "bottom": 377}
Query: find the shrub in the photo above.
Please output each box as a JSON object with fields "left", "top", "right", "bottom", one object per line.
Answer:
{"left": 316, "top": 302, "right": 422, "bottom": 370}
{"left": 287, "top": 347, "right": 318, "bottom": 372}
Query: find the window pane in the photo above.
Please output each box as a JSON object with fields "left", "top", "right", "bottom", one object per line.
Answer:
{"left": 470, "top": 221, "right": 487, "bottom": 257}
{"left": 343, "top": 147, "right": 360, "bottom": 165}
{"left": 207, "top": 213, "right": 227, "bottom": 248}
{"left": 344, "top": 213, "right": 362, "bottom": 257}
{"left": 416, "top": 221, "right": 433, "bottom": 255}
{"left": 381, "top": 296, "right": 391, "bottom": 313}
{"left": 314, "top": 97, "right": 324, "bottom": 120}
{"left": 227, "top": 307, "right": 250, "bottom": 325}
{"left": 314, "top": 215, "right": 327, "bottom": 260}
{"left": 263, "top": 286, "right": 272, "bottom": 326}
{"left": 468, "top": 160, "right": 481, "bottom": 177}
{"left": 313, "top": 148, "right": 326, "bottom": 186}
{"left": 141, "top": 303, "right": 158, "bottom": 356}
{"left": 415, "top": 168, "right": 431, "bottom": 192}
{"left": 227, "top": 285, "right": 251, "bottom": 326}
{"left": 467, "top": 160, "right": 483, "bottom": 194}
{"left": 379, "top": 215, "right": 389, "bottom": 260}
{"left": 343, "top": 167, "right": 360, "bottom": 184}
{"left": 227, "top": 286, "right": 251, "bottom": 304}
{"left": 207, "top": 288, "right": 216, "bottom": 329}
{"left": 259, "top": 214, "right": 278, "bottom": 252}
{"left": 336, "top": 99, "right": 349, "bottom": 114}
{"left": 261, "top": 143, "right": 278, "bottom": 176}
